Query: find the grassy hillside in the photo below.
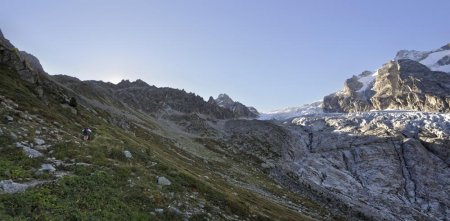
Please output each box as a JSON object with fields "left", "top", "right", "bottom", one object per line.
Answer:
{"left": 0, "top": 64, "right": 332, "bottom": 220}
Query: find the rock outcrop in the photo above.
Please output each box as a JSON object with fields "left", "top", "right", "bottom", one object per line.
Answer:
{"left": 324, "top": 59, "right": 450, "bottom": 113}
{"left": 324, "top": 43, "right": 450, "bottom": 113}
{"left": 214, "top": 93, "right": 259, "bottom": 118}
{"left": 323, "top": 70, "right": 375, "bottom": 113}
{"left": 0, "top": 30, "right": 40, "bottom": 85}
{"left": 371, "top": 59, "right": 450, "bottom": 112}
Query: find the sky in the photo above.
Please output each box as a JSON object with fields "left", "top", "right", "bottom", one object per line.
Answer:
{"left": 1, "top": 0, "right": 449, "bottom": 112}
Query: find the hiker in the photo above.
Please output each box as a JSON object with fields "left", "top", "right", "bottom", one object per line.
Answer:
{"left": 82, "top": 127, "right": 92, "bottom": 141}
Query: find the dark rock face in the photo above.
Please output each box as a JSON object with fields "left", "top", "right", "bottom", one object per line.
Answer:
{"left": 0, "top": 30, "right": 44, "bottom": 96}
{"left": 324, "top": 59, "right": 450, "bottom": 113}
{"left": 52, "top": 77, "right": 248, "bottom": 119}
{"left": 214, "top": 94, "right": 258, "bottom": 118}
{"left": 437, "top": 55, "right": 450, "bottom": 66}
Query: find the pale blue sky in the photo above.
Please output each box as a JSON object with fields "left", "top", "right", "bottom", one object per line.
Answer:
{"left": 1, "top": 0, "right": 449, "bottom": 111}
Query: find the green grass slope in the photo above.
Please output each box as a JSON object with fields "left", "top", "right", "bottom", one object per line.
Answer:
{"left": 0, "top": 64, "right": 336, "bottom": 220}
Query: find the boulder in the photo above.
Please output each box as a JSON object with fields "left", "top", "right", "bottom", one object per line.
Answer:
{"left": 39, "top": 164, "right": 56, "bottom": 173}
{"left": 123, "top": 150, "right": 132, "bottom": 159}
{"left": 17, "top": 143, "right": 44, "bottom": 158}
{"left": 157, "top": 176, "right": 172, "bottom": 186}
{"left": 0, "top": 180, "right": 28, "bottom": 193}
{"left": 4, "top": 115, "right": 13, "bottom": 123}
{"left": 34, "top": 138, "right": 45, "bottom": 145}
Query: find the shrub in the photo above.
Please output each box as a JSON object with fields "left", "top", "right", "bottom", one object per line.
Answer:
{"left": 69, "top": 97, "right": 77, "bottom": 107}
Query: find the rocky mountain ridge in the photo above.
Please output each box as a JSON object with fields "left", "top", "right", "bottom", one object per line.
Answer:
{"left": 323, "top": 43, "right": 450, "bottom": 113}
{"left": 52, "top": 76, "right": 253, "bottom": 119}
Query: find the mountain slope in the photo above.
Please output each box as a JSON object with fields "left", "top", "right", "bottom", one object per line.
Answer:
{"left": 0, "top": 30, "right": 338, "bottom": 220}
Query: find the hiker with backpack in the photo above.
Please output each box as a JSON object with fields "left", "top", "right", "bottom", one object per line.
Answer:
{"left": 82, "top": 127, "right": 92, "bottom": 141}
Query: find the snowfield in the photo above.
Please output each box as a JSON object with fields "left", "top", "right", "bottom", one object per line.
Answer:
{"left": 259, "top": 101, "right": 323, "bottom": 120}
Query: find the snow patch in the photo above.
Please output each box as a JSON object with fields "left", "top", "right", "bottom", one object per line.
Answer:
{"left": 419, "top": 50, "right": 450, "bottom": 67}
{"left": 356, "top": 71, "right": 377, "bottom": 93}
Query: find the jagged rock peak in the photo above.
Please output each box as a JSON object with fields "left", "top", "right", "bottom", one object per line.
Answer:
{"left": 207, "top": 96, "right": 216, "bottom": 104}
{"left": 116, "top": 79, "right": 150, "bottom": 88}
{"left": 0, "top": 28, "right": 15, "bottom": 49}
{"left": 216, "top": 93, "right": 234, "bottom": 104}
{"left": 215, "top": 93, "right": 259, "bottom": 117}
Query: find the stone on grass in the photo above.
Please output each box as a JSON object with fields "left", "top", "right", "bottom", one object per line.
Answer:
{"left": 123, "top": 150, "right": 133, "bottom": 159}
{"left": 157, "top": 176, "right": 172, "bottom": 186}
{"left": 154, "top": 208, "right": 164, "bottom": 214}
{"left": 0, "top": 180, "right": 28, "bottom": 193}
{"left": 34, "top": 138, "right": 45, "bottom": 145}
{"left": 4, "top": 115, "right": 13, "bottom": 123}
{"left": 39, "top": 164, "right": 56, "bottom": 173}
{"left": 16, "top": 143, "right": 44, "bottom": 158}
{"left": 23, "top": 146, "right": 44, "bottom": 158}
{"left": 9, "top": 132, "right": 17, "bottom": 141}
{"left": 168, "top": 206, "right": 182, "bottom": 215}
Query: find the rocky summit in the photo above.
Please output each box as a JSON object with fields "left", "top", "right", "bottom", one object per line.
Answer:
{"left": 214, "top": 93, "right": 259, "bottom": 118}
{"left": 323, "top": 44, "right": 450, "bottom": 113}
{"left": 0, "top": 28, "right": 449, "bottom": 221}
